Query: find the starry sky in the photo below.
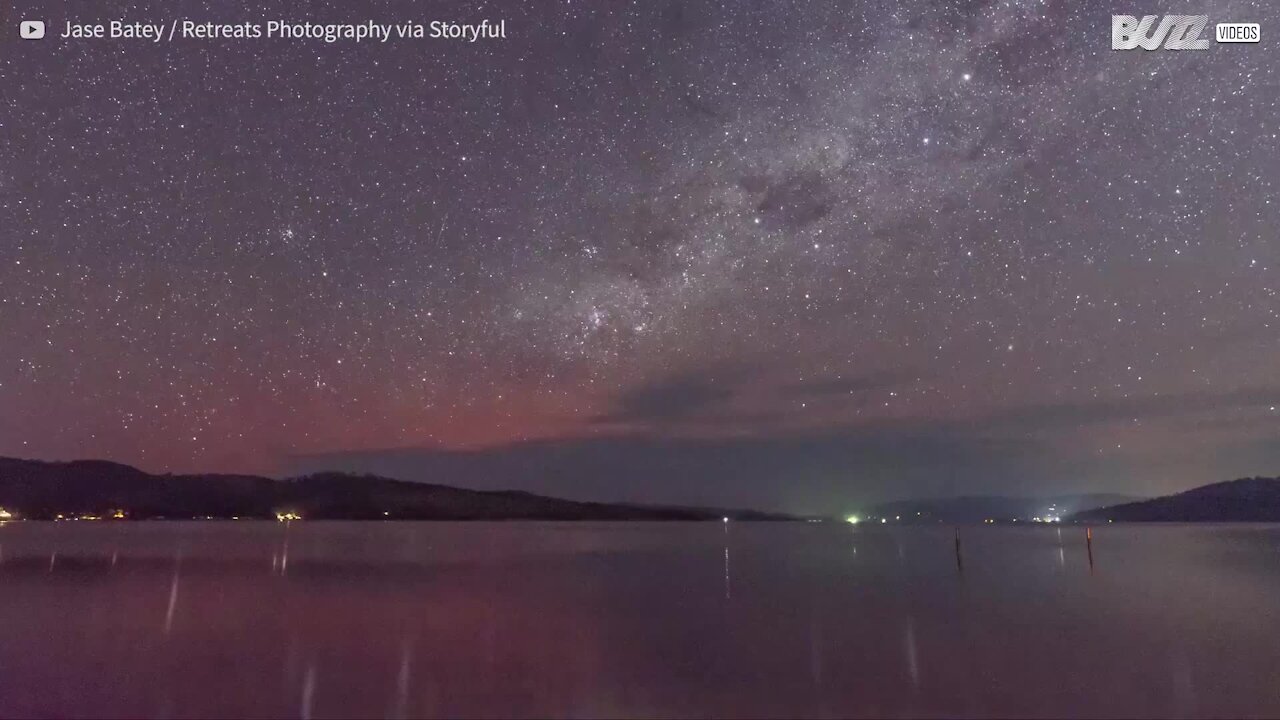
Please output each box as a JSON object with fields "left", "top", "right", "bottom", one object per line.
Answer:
{"left": 1, "top": 0, "right": 1277, "bottom": 513}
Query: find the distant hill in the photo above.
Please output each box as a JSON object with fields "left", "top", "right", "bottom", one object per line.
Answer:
{"left": 0, "top": 457, "right": 792, "bottom": 521}
{"left": 1072, "top": 477, "right": 1280, "bottom": 522}
{"left": 865, "top": 493, "right": 1142, "bottom": 523}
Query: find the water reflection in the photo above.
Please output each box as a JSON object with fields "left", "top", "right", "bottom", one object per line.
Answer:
{"left": 300, "top": 662, "right": 316, "bottom": 720}
{"left": 163, "top": 559, "right": 180, "bottom": 635}
{"left": 808, "top": 611, "right": 823, "bottom": 689}
{"left": 904, "top": 617, "right": 920, "bottom": 691}
{"left": 391, "top": 638, "right": 413, "bottom": 720}
{"left": 0, "top": 522, "right": 1274, "bottom": 717}
{"left": 272, "top": 525, "right": 292, "bottom": 576}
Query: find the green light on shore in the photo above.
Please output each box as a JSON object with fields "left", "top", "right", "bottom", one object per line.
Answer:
{"left": 845, "top": 515, "right": 860, "bottom": 525}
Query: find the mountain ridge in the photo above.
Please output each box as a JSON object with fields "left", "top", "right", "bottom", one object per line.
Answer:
{"left": 1072, "top": 476, "right": 1280, "bottom": 522}
{"left": 0, "top": 456, "right": 793, "bottom": 521}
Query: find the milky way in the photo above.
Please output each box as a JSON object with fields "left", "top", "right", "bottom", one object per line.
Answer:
{"left": 2, "top": 0, "right": 1277, "bottom": 512}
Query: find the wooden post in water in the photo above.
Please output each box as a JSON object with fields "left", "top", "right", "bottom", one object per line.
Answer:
{"left": 954, "top": 528, "right": 963, "bottom": 573}
{"left": 1086, "top": 526, "right": 1094, "bottom": 572}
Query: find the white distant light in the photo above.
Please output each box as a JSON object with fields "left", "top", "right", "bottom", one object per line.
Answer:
{"left": 845, "top": 515, "right": 860, "bottom": 525}
{"left": 962, "top": 73, "right": 972, "bottom": 81}
{"left": 723, "top": 516, "right": 729, "bottom": 523}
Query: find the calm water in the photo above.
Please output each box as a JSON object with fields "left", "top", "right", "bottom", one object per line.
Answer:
{"left": 0, "top": 521, "right": 1277, "bottom": 718}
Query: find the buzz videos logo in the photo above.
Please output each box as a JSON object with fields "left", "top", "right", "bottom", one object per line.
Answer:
{"left": 1112, "top": 15, "right": 1260, "bottom": 49}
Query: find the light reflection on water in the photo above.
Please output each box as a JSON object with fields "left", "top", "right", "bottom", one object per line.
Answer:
{"left": 0, "top": 521, "right": 1277, "bottom": 718}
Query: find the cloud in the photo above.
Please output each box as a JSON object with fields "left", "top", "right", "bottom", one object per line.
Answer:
{"left": 783, "top": 371, "right": 918, "bottom": 398}
{"left": 281, "top": 386, "right": 1280, "bottom": 515}
{"left": 591, "top": 366, "right": 916, "bottom": 430}
{"left": 593, "top": 366, "right": 744, "bottom": 425}
{"left": 979, "top": 387, "right": 1280, "bottom": 432}
{"left": 284, "top": 425, "right": 1046, "bottom": 515}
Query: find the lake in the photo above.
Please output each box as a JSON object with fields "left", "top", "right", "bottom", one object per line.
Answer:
{"left": 0, "top": 521, "right": 1277, "bottom": 718}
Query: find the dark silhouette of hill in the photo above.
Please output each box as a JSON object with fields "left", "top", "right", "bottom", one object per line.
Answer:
{"left": 1072, "top": 477, "right": 1280, "bottom": 522}
{"left": 866, "top": 493, "right": 1141, "bottom": 523}
{"left": 0, "top": 457, "right": 792, "bottom": 521}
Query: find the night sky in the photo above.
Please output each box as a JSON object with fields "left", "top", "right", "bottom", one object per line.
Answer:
{"left": 2, "top": 0, "right": 1277, "bottom": 513}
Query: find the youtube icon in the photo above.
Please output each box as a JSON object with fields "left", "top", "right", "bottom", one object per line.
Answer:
{"left": 20, "top": 20, "right": 45, "bottom": 39}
